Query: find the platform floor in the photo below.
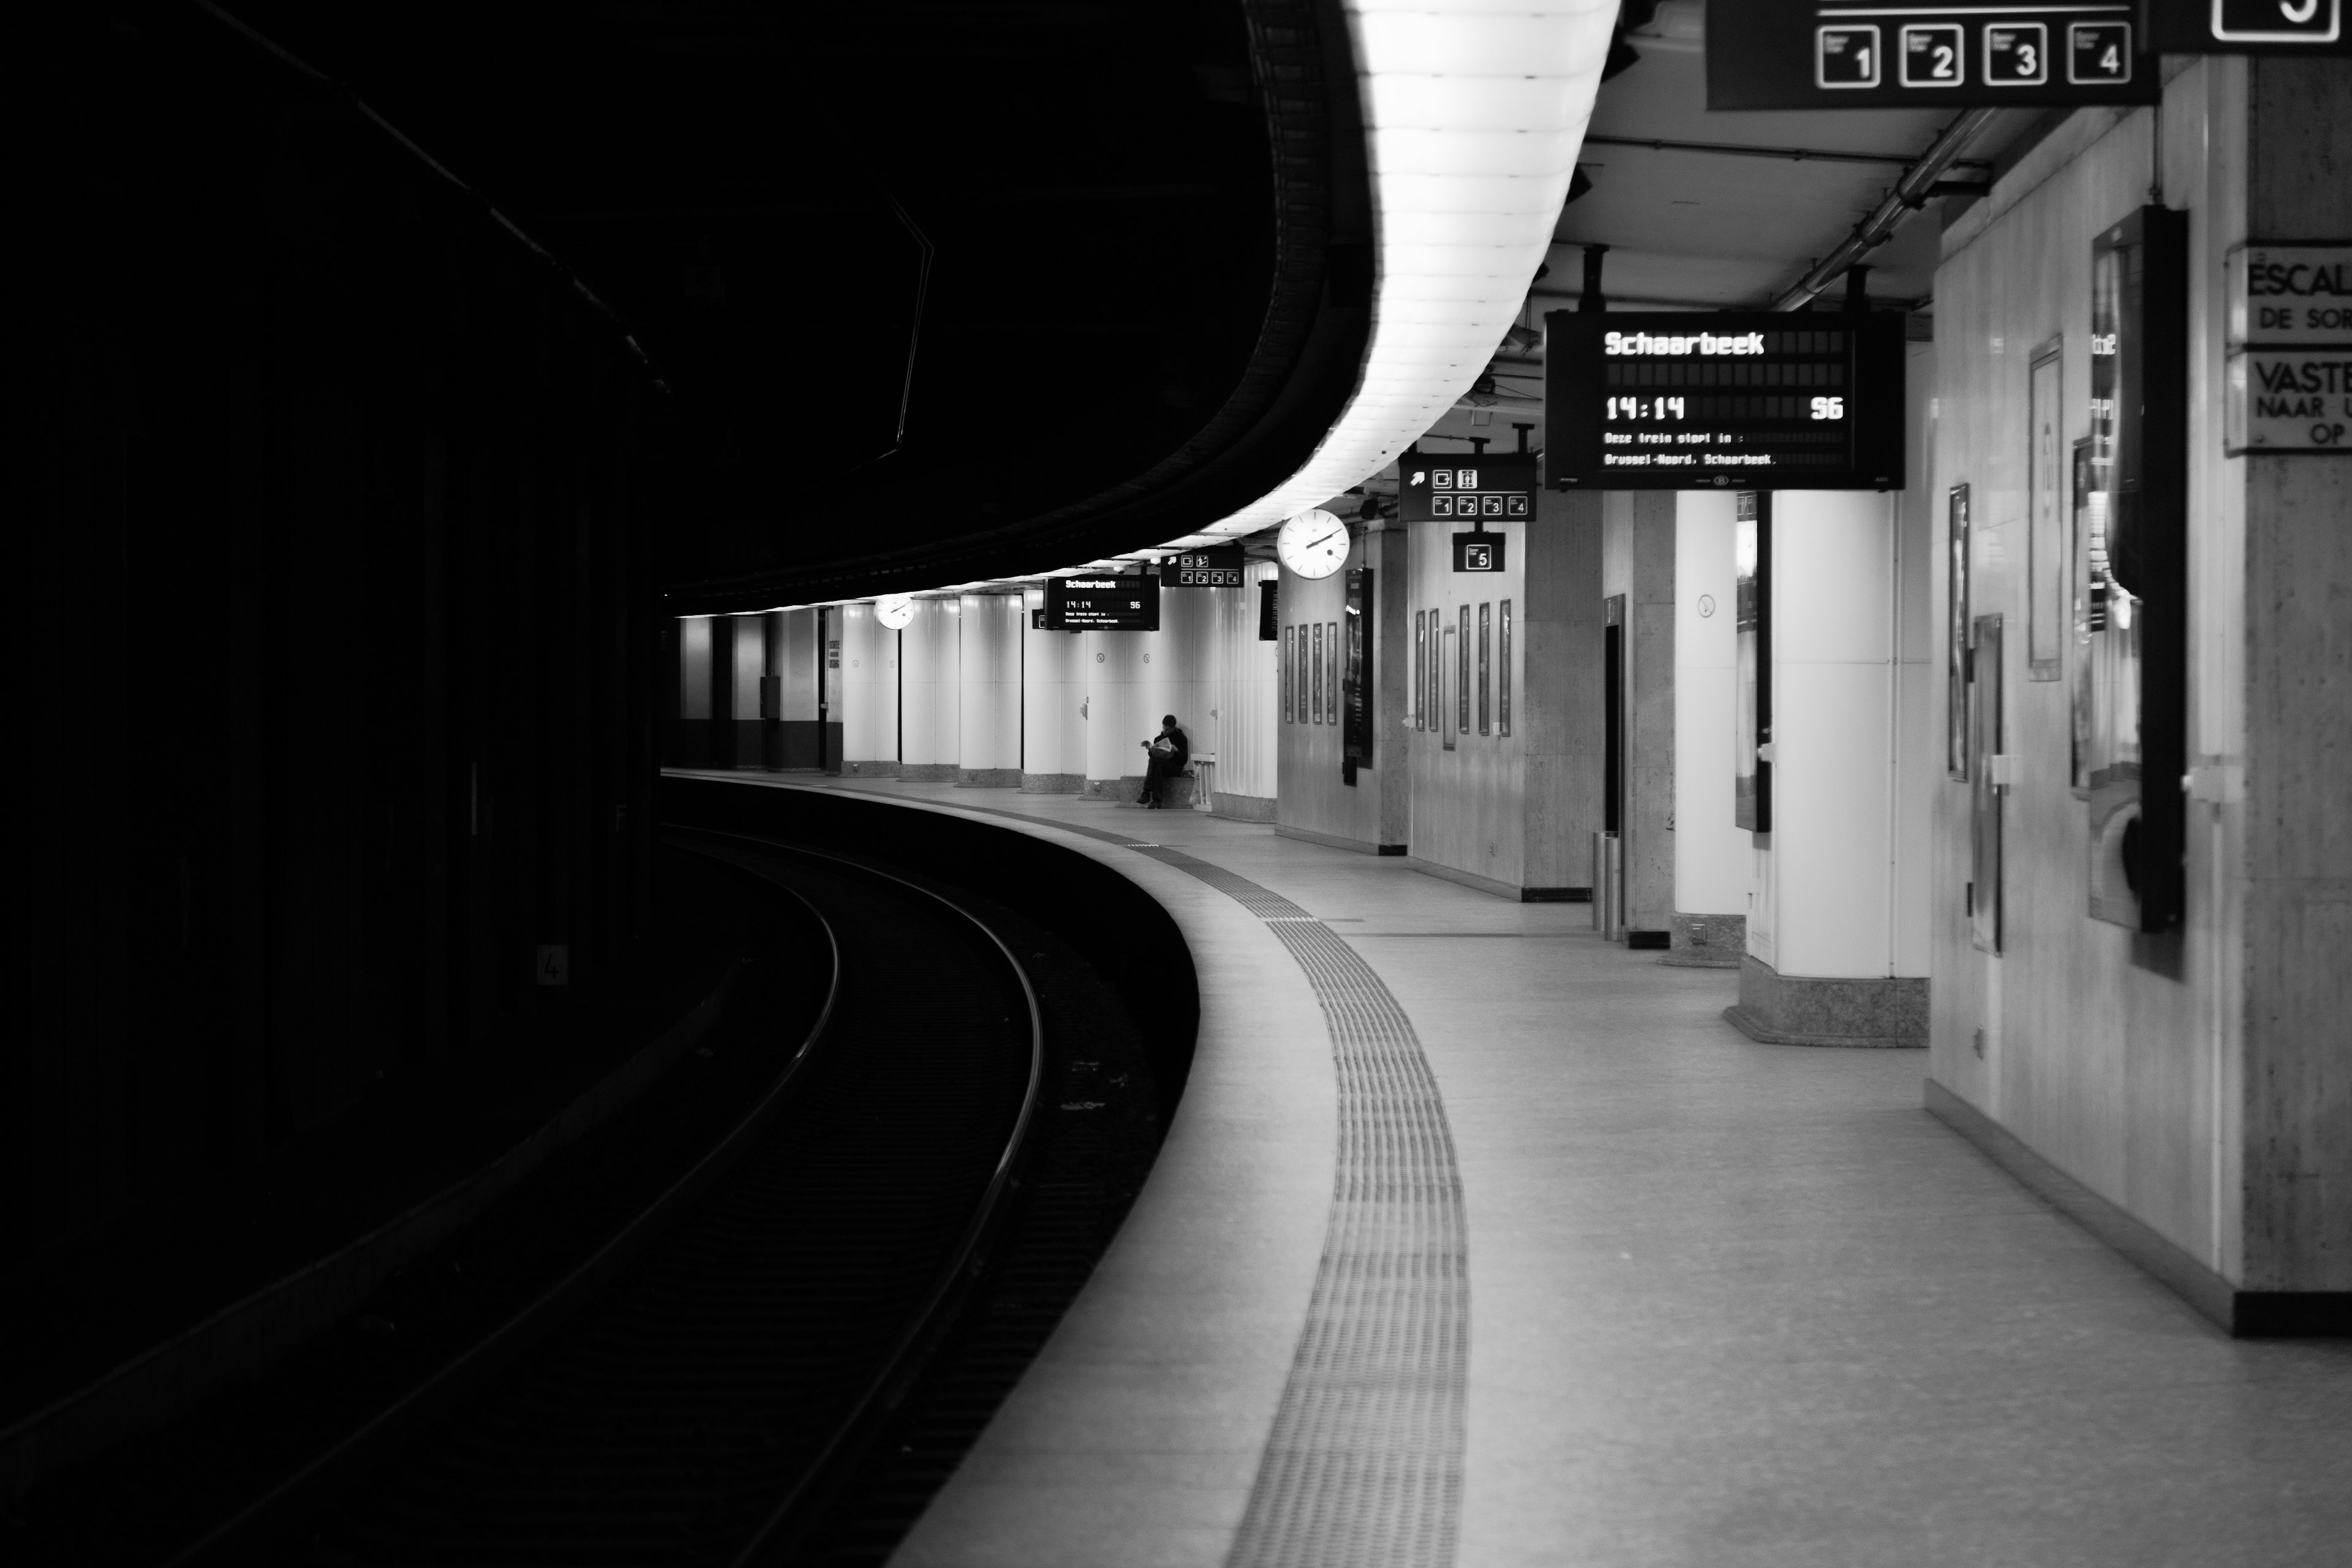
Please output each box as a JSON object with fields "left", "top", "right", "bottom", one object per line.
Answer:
{"left": 677, "top": 774, "right": 2352, "bottom": 1568}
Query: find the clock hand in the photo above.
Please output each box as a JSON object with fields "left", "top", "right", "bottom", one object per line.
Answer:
{"left": 1306, "top": 528, "right": 1345, "bottom": 550}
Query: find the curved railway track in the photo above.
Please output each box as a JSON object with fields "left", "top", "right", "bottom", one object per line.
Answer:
{"left": 162, "top": 834, "right": 1045, "bottom": 1567}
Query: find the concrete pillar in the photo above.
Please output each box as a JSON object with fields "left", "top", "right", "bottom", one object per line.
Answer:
{"left": 1400, "top": 489, "right": 1602, "bottom": 895}
{"left": 727, "top": 612, "right": 763, "bottom": 768}
{"left": 956, "top": 593, "right": 1023, "bottom": 786}
{"left": 1278, "top": 521, "right": 1409, "bottom": 852}
{"left": 899, "top": 597, "right": 960, "bottom": 780}
{"left": 675, "top": 615, "right": 715, "bottom": 768}
{"left": 1021, "top": 589, "right": 1087, "bottom": 791}
{"left": 1209, "top": 562, "right": 1281, "bottom": 819}
{"left": 1083, "top": 614, "right": 1163, "bottom": 801}
{"left": 837, "top": 602, "right": 900, "bottom": 778}
{"left": 1670, "top": 491, "right": 1749, "bottom": 965}
{"left": 1522, "top": 488, "right": 1606, "bottom": 893}
{"left": 1727, "top": 489, "right": 1926, "bottom": 1046}
{"left": 1603, "top": 491, "right": 1678, "bottom": 938}
{"left": 1159, "top": 579, "right": 1217, "bottom": 763}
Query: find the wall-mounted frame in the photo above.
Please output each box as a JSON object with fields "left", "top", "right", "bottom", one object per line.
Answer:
{"left": 2068, "top": 438, "right": 2094, "bottom": 793}
{"left": 1343, "top": 571, "right": 1373, "bottom": 766}
{"left": 2084, "top": 205, "right": 2189, "bottom": 933}
{"left": 2028, "top": 339, "right": 2066, "bottom": 679}
{"left": 1282, "top": 626, "right": 1295, "bottom": 723}
{"left": 1311, "top": 621, "right": 1324, "bottom": 723}
{"left": 1413, "top": 610, "right": 1427, "bottom": 730}
{"left": 1970, "top": 612, "right": 2005, "bottom": 954}
{"left": 1499, "top": 598, "right": 1514, "bottom": 737}
{"left": 1733, "top": 492, "right": 1773, "bottom": 832}
{"left": 1441, "top": 618, "right": 1458, "bottom": 750}
{"left": 1455, "top": 605, "right": 1471, "bottom": 736}
{"left": 1327, "top": 622, "right": 1340, "bottom": 733}
{"left": 1427, "top": 606, "right": 1443, "bottom": 735}
{"left": 1947, "top": 483, "right": 1971, "bottom": 779}
{"left": 1477, "top": 603, "right": 1492, "bottom": 735}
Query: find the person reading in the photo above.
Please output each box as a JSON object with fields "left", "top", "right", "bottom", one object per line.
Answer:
{"left": 1137, "top": 714, "right": 1190, "bottom": 809}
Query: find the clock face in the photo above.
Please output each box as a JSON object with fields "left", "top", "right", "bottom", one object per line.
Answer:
{"left": 1277, "top": 509, "right": 1351, "bottom": 580}
{"left": 873, "top": 594, "right": 914, "bottom": 630}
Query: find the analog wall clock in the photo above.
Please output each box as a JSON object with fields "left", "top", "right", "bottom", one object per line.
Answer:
{"left": 1276, "top": 509, "right": 1350, "bottom": 579}
{"left": 873, "top": 594, "right": 914, "bottom": 629}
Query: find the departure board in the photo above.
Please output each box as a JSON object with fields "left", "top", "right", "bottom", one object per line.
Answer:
{"left": 1544, "top": 311, "right": 1906, "bottom": 491}
{"left": 1044, "top": 574, "right": 1159, "bottom": 630}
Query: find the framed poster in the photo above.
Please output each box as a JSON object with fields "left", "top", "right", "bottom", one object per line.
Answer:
{"left": 1327, "top": 622, "right": 1340, "bottom": 731}
{"left": 1970, "top": 613, "right": 2006, "bottom": 954}
{"left": 1311, "top": 622, "right": 1324, "bottom": 723}
{"left": 2029, "top": 341, "right": 2065, "bottom": 679}
{"left": 1282, "top": 627, "right": 1295, "bottom": 723}
{"left": 1456, "top": 605, "right": 1472, "bottom": 736}
{"left": 1947, "top": 483, "right": 1971, "bottom": 780}
{"left": 1343, "top": 571, "right": 1373, "bottom": 764}
{"left": 1428, "top": 608, "right": 1442, "bottom": 733}
{"left": 2069, "top": 439, "right": 2094, "bottom": 792}
{"left": 1414, "top": 610, "right": 1427, "bottom": 729}
{"left": 1477, "top": 603, "right": 1491, "bottom": 735}
{"left": 1499, "top": 599, "right": 1514, "bottom": 737}
{"left": 1441, "top": 621, "right": 1457, "bottom": 750}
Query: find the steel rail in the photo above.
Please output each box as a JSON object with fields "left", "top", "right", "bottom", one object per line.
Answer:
{"left": 165, "top": 854, "right": 843, "bottom": 1566}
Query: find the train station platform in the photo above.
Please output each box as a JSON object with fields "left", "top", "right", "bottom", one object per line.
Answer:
{"left": 673, "top": 771, "right": 2352, "bottom": 1568}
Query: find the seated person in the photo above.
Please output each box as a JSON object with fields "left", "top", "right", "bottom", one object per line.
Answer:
{"left": 1137, "top": 714, "right": 1190, "bottom": 807}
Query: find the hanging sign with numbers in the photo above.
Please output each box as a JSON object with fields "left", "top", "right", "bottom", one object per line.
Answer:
{"left": 1708, "top": 1, "right": 2158, "bottom": 108}
{"left": 1399, "top": 453, "right": 1537, "bottom": 524}
{"left": 2154, "top": 0, "right": 2351, "bottom": 54}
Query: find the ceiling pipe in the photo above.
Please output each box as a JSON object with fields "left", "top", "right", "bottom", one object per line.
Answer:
{"left": 1771, "top": 108, "right": 1997, "bottom": 312}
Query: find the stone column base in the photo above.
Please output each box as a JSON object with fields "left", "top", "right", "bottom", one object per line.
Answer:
{"left": 841, "top": 759, "right": 901, "bottom": 778}
{"left": 956, "top": 767, "right": 1022, "bottom": 788}
{"left": 1723, "top": 955, "right": 1926, "bottom": 1047}
{"left": 1019, "top": 772, "right": 1084, "bottom": 794}
{"left": 1211, "top": 792, "right": 1276, "bottom": 822}
{"left": 899, "top": 762, "right": 958, "bottom": 782}
{"left": 1660, "top": 911, "right": 1744, "bottom": 968}
{"left": 1082, "top": 774, "right": 1145, "bottom": 802}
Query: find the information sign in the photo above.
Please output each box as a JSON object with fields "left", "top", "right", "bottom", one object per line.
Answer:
{"left": 1166, "top": 546, "right": 1246, "bottom": 586}
{"left": 1400, "top": 454, "right": 1537, "bottom": 523}
{"left": 2228, "top": 244, "right": 2352, "bottom": 346}
{"left": 1709, "top": 1, "right": 2157, "bottom": 108}
{"left": 1544, "top": 310, "right": 1905, "bottom": 491}
{"left": 2225, "top": 243, "right": 2352, "bottom": 453}
{"left": 2154, "top": 0, "right": 2350, "bottom": 53}
{"left": 1044, "top": 574, "right": 1159, "bottom": 631}
{"left": 1452, "top": 534, "right": 1507, "bottom": 572}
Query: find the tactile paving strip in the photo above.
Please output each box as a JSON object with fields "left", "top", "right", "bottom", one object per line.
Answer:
{"left": 796, "top": 785, "right": 1468, "bottom": 1564}
{"left": 1136, "top": 844, "right": 1467, "bottom": 1568}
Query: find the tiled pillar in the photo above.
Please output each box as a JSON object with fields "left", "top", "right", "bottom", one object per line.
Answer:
{"left": 837, "top": 603, "right": 900, "bottom": 777}
{"left": 1669, "top": 491, "right": 1748, "bottom": 966}
{"left": 899, "top": 597, "right": 961, "bottom": 782}
{"left": 1728, "top": 488, "right": 1927, "bottom": 1046}
{"left": 956, "top": 594, "right": 1023, "bottom": 786}
{"left": 1084, "top": 612, "right": 1164, "bottom": 801}
{"left": 1021, "top": 589, "right": 1086, "bottom": 792}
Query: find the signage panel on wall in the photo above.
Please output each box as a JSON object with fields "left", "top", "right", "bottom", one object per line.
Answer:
{"left": 1545, "top": 311, "right": 1905, "bottom": 490}
{"left": 1400, "top": 454, "right": 1536, "bottom": 522}
{"left": 2154, "top": 0, "right": 2350, "bottom": 52}
{"left": 1166, "top": 546, "right": 1247, "bottom": 586}
{"left": 1043, "top": 574, "right": 1160, "bottom": 631}
{"left": 1452, "top": 534, "right": 1507, "bottom": 572}
{"left": 2225, "top": 243, "right": 2352, "bottom": 452}
{"left": 1708, "top": 1, "right": 2157, "bottom": 108}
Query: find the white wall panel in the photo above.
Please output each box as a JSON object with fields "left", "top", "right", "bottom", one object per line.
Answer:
{"left": 957, "top": 594, "right": 1023, "bottom": 778}
{"left": 837, "top": 603, "right": 899, "bottom": 771}
{"left": 1675, "top": 491, "right": 1747, "bottom": 917}
{"left": 900, "top": 598, "right": 961, "bottom": 772}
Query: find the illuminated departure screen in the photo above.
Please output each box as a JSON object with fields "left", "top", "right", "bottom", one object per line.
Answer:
{"left": 1044, "top": 574, "right": 1160, "bottom": 630}
{"left": 1544, "top": 310, "right": 1906, "bottom": 491}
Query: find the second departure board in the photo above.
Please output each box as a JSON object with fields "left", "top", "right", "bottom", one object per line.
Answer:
{"left": 1544, "top": 311, "right": 1907, "bottom": 491}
